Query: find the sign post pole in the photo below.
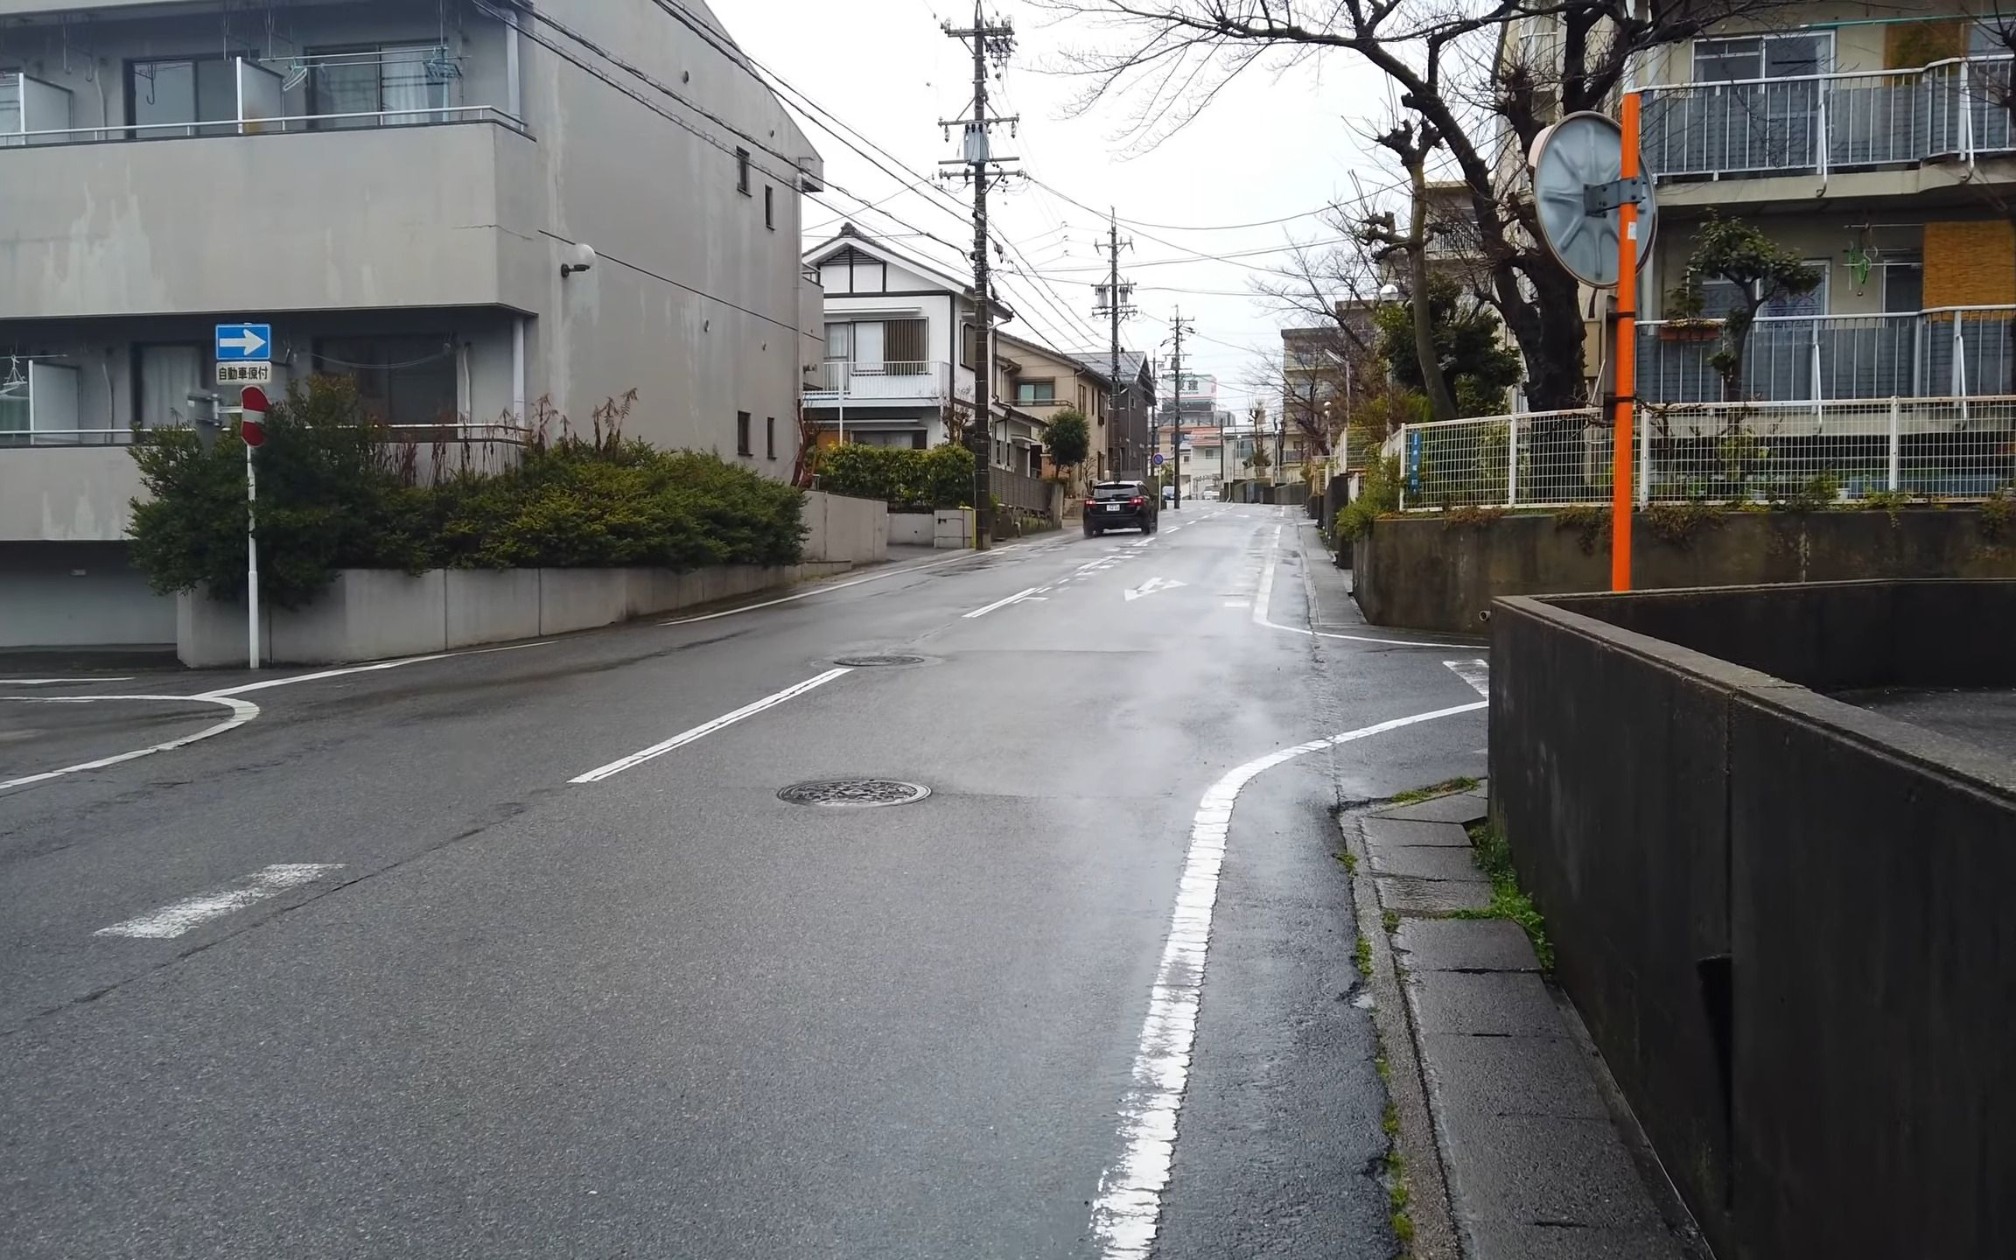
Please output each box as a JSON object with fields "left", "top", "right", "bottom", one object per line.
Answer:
{"left": 1610, "top": 92, "right": 1641, "bottom": 593}
{"left": 239, "top": 386, "right": 270, "bottom": 671}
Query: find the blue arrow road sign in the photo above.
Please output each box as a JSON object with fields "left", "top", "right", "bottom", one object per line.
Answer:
{"left": 216, "top": 324, "right": 272, "bottom": 362}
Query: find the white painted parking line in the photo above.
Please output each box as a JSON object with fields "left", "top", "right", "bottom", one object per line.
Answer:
{"left": 1445, "top": 659, "right": 1491, "bottom": 698}
{"left": 0, "top": 695, "right": 260, "bottom": 795}
{"left": 1089, "top": 700, "right": 1490, "bottom": 1258}
{"left": 95, "top": 863, "right": 343, "bottom": 939}
{"left": 962, "top": 586, "right": 1042, "bottom": 619}
{"left": 570, "top": 667, "right": 852, "bottom": 784}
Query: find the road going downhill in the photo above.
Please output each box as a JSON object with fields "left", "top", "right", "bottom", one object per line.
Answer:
{"left": 0, "top": 505, "right": 1489, "bottom": 1260}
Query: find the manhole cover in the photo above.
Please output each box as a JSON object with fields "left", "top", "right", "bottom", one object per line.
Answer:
{"left": 834, "top": 655, "right": 926, "bottom": 667}
{"left": 778, "top": 779, "right": 932, "bottom": 808}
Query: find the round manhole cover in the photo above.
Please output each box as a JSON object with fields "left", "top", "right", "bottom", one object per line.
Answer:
{"left": 834, "top": 655, "right": 926, "bottom": 667}
{"left": 778, "top": 779, "right": 932, "bottom": 808}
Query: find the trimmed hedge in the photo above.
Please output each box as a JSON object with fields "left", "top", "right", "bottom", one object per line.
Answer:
{"left": 812, "top": 442, "right": 975, "bottom": 509}
{"left": 128, "top": 377, "right": 805, "bottom": 609}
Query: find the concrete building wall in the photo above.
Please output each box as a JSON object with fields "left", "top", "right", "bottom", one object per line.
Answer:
{"left": 0, "top": 542, "right": 173, "bottom": 647}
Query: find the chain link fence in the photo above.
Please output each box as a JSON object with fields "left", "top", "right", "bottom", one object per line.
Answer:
{"left": 1395, "top": 397, "right": 2016, "bottom": 509}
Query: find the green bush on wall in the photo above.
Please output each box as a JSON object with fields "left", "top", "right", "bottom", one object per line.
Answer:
{"left": 811, "top": 441, "right": 976, "bottom": 509}
{"left": 128, "top": 377, "right": 806, "bottom": 609}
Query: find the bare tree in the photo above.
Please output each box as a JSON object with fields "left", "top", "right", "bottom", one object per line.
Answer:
{"left": 1041, "top": 0, "right": 1799, "bottom": 412}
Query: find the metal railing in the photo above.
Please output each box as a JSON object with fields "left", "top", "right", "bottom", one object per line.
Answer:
{"left": 0, "top": 427, "right": 133, "bottom": 448}
{"left": 1396, "top": 397, "right": 2016, "bottom": 508}
{"left": 802, "top": 361, "right": 947, "bottom": 399}
{"left": 0, "top": 104, "right": 521, "bottom": 147}
{"left": 1638, "top": 307, "right": 2016, "bottom": 403}
{"left": 1641, "top": 54, "right": 2016, "bottom": 179}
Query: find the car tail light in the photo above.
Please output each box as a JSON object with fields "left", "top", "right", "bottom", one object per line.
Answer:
{"left": 1084, "top": 499, "right": 1097, "bottom": 509}
{"left": 1130, "top": 496, "right": 1144, "bottom": 506}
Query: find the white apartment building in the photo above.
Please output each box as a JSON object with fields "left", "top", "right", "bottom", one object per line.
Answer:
{"left": 1, "top": 0, "right": 822, "bottom": 651}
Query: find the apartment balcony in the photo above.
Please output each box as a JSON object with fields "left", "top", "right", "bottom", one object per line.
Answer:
{"left": 1641, "top": 56, "right": 2016, "bottom": 196}
{"left": 0, "top": 61, "right": 539, "bottom": 320}
{"left": 803, "top": 362, "right": 951, "bottom": 405}
{"left": 1638, "top": 307, "right": 2016, "bottom": 403}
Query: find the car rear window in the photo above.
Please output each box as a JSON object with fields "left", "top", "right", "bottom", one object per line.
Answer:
{"left": 1092, "top": 484, "right": 1140, "bottom": 500}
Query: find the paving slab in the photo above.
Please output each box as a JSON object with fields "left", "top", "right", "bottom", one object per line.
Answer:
{"left": 1418, "top": 1034, "right": 1608, "bottom": 1119}
{"left": 1439, "top": 1111, "right": 1673, "bottom": 1232}
{"left": 1376, "top": 875, "right": 1493, "bottom": 914}
{"left": 1408, "top": 971, "right": 1561, "bottom": 1037}
{"left": 1367, "top": 844, "right": 1491, "bottom": 882}
{"left": 1379, "top": 790, "right": 1489, "bottom": 825}
{"left": 1362, "top": 816, "right": 1473, "bottom": 847}
{"left": 1394, "top": 918, "right": 1539, "bottom": 973}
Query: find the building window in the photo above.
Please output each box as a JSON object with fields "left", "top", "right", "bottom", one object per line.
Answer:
{"left": 737, "top": 410, "right": 753, "bottom": 456}
{"left": 1015, "top": 379, "right": 1056, "bottom": 404}
{"left": 307, "top": 46, "right": 450, "bottom": 129}
{"left": 314, "top": 336, "right": 458, "bottom": 424}
{"left": 736, "top": 148, "right": 751, "bottom": 194}
{"left": 1693, "top": 33, "right": 1827, "bottom": 82}
{"left": 134, "top": 344, "right": 206, "bottom": 429}
{"left": 765, "top": 416, "right": 777, "bottom": 460}
{"left": 825, "top": 322, "right": 852, "bottom": 362}
{"left": 960, "top": 323, "right": 982, "bottom": 369}
{"left": 885, "top": 319, "right": 927, "bottom": 366}
{"left": 128, "top": 56, "right": 239, "bottom": 136}
{"left": 764, "top": 185, "right": 775, "bottom": 230}
{"left": 910, "top": 431, "right": 927, "bottom": 450}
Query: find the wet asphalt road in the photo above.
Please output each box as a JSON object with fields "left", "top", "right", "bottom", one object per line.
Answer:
{"left": 0, "top": 506, "right": 1488, "bottom": 1259}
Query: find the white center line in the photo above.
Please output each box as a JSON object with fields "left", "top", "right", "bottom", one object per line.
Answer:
{"left": 1444, "top": 659, "right": 1492, "bottom": 697}
{"left": 961, "top": 586, "right": 1042, "bottom": 619}
{"left": 0, "top": 677, "right": 137, "bottom": 686}
{"left": 95, "top": 863, "right": 343, "bottom": 939}
{"left": 0, "top": 695, "right": 260, "bottom": 795}
{"left": 1089, "top": 700, "right": 1489, "bottom": 1258}
{"left": 570, "top": 667, "right": 852, "bottom": 784}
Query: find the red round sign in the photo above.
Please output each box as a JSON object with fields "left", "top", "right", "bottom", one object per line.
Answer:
{"left": 240, "top": 386, "right": 271, "bottom": 414}
{"left": 240, "top": 418, "right": 266, "bottom": 448}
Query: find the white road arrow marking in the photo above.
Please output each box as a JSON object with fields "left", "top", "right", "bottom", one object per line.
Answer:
{"left": 219, "top": 328, "right": 268, "bottom": 357}
{"left": 1124, "top": 577, "right": 1188, "bottom": 602}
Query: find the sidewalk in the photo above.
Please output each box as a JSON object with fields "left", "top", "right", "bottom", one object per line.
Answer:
{"left": 1346, "top": 785, "right": 1697, "bottom": 1260}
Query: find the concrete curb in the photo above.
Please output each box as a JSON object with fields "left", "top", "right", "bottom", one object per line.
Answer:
{"left": 1345, "top": 786, "right": 1692, "bottom": 1260}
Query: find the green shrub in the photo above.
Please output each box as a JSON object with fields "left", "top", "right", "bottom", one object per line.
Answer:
{"left": 813, "top": 441, "right": 975, "bottom": 509}
{"left": 128, "top": 376, "right": 805, "bottom": 607}
{"left": 1334, "top": 454, "right": 1401, "bottom": 543}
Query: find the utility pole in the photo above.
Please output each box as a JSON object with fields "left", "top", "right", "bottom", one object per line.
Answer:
{"left": 941, "top": 3, "right": 1017, "bottom": 551}
{"left": 1167, "top": 308, "right": 1192, "bottom": 511}
{"left": 1092, "top": 208, "right": 1135, "bottom": 477}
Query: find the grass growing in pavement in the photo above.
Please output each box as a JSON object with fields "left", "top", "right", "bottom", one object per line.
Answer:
{"left": 1354, "top": 934, "right": 1373, "bottom": 977}
{"left": 1337, "top": 849, "right": 1359, "bottom": 874}
{"left": 1382, "top": 1103, "right": 1416, "bottom": 1247}
{"left": 1387, "top": 776, "right": 1480, "bottom": 806}
{"left": 1451, "top": 821, "right": 1556, "bottom": 971}
{"left": 1382, "top": 909, "right": 1399, "bottom": 934}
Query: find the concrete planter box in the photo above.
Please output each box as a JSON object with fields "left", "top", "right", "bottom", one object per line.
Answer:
{"left": 175, "top": 493, "right": 892, "bottom": 667}
{"left": 889, "top": 512, "right": 935, "bottom": 547}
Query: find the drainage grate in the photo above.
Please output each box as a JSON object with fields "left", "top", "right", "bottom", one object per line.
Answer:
{"left": 778, "top": 779, "right": 932, "bottom": 808}
{"left": 834, "top": 655, "right": 926, "bottom": 667}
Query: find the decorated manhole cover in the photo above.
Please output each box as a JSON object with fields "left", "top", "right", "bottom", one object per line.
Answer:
{"left": 778, "top": 779, "right": 932, "bottom": 808}
{"left": 834, "top": 655, "right": 926, "bottom": 667}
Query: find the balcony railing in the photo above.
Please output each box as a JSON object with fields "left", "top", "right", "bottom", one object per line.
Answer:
{"left": 1638, "top": 307, "right": 2016, "bottom": 403}
{"left": 803, "top": 361, "right": 949, "bottom": 403}
{"left": 1641, "top": 55, "right": 2015, "bottom": 180}
{"left": 0, "top": 56, "right": 521, "bottom": 150}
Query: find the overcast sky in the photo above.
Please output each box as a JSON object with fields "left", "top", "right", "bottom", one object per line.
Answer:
{"left": 731, "top": 0, "right": 1396, "bottom": 414}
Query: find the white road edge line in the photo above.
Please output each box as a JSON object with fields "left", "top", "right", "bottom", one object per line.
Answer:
{"left": 1089, "top": 699, "right": 1489, "bottom": 1258}
{"left": 662, "top": 549, "right": 1010, "bottom": 626}
{"left": 961, "top": 586, "right": 1042, "bottom": 619}
{"left": 1252, "top": 524, "right": 1465, "bottom": 650}
{"left": 0, "top": 677, "right": 138, "bottom": 686}
{"left": 570, "top": 667, "right": 852, "bottom": 784}
{"left": 94, "top": 863, "right": 343, "bottom": 939}
{"left": 0, "top": 695, "right": 260, "bottom": 794}
{"left": 1445, "top": 659, "right": 1492, "bottom": 698}
{"left": 194, "top": 640, "right": 553, "bottom": 701}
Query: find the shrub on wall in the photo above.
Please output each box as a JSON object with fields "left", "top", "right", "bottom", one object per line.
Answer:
{"left": 813, "top": 441, "right": 976, "bottom": 509}
{"left": 128, "top": 376, "right": 805, "bottom": 608}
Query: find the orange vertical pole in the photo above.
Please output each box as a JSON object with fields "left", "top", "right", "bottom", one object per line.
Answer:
{"left": 1611, "top": 92, "right": 1640, "bottom": 592}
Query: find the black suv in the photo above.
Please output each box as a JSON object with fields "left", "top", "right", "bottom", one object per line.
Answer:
{"left": 1083, "top": 480, "right": 1158, "bottom": 536}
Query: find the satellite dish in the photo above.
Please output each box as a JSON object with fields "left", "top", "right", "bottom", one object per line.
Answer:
{"left": 1532, "top": 111, "right": 1655, "bottom": 289}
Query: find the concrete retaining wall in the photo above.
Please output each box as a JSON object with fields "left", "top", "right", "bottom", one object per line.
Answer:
{"left": 1490, "top": 581, "right": 2016, "bottom": 1259}
{"left": 1355, "top": 508, "right": 2016, "bottom": 631}
{"left": 179, "top": 561, "right": 856, "bottom": 667}
{"left": 889, "top": 512, "right": 934, "bottom": 547}
{"left": 801, "top": 491, "right": 888, "bottom": 565}
{"left": 934, "top": 508, "right": 974, "bottom": 549}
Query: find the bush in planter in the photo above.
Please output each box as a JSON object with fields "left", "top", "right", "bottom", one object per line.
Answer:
{"left": 813, "top": 441, "right": 975, "bottom": 509}
{"left": 129, "top": 376, "right": 807, "bottom": 607}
